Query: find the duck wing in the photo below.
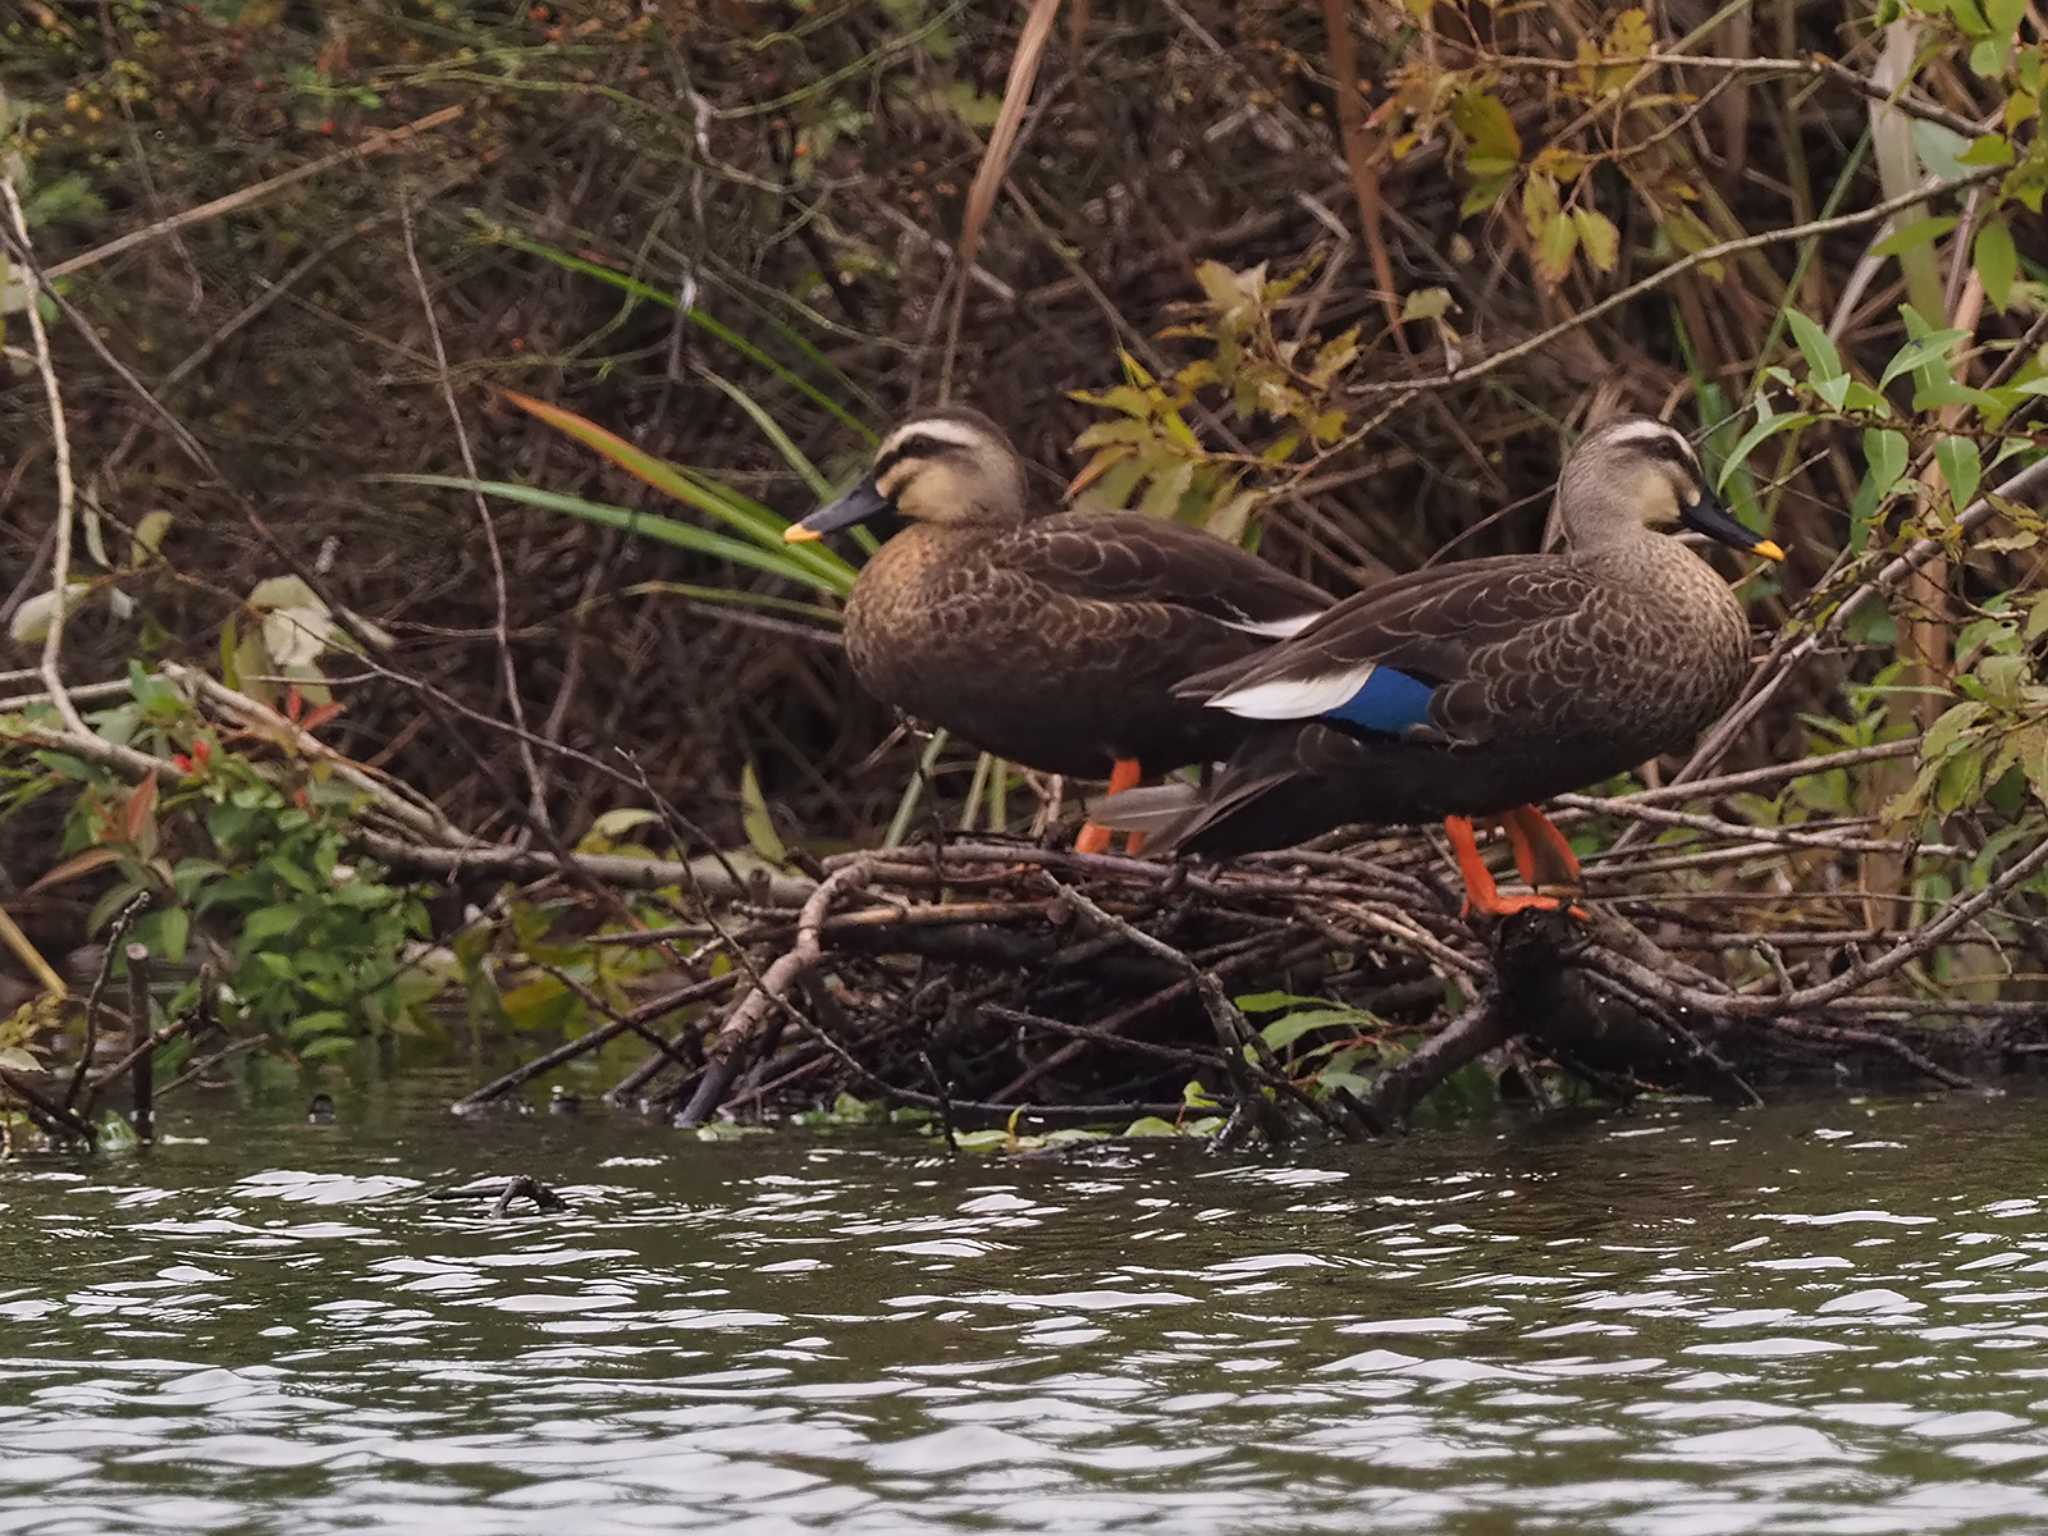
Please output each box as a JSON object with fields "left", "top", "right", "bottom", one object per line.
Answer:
{"left": 1176, "top": 555, "right": 1604, "bottom": 748}
{"left": 999, "top": 512, "right": 1331, "bottom": 635}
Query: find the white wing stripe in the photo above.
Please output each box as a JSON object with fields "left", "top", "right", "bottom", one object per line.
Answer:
{"left": 1206, "top": 663, "right": 1378, "bottom": 719}
{"left": 1217, "top": 611, "right": 1322, "bottom": 638}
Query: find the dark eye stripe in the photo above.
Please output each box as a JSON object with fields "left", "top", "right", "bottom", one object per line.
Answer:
{"left": 1638, "top": 435, "right": 1697, "bottom": 467}
{"left": 874, "top": 433, "right": 969, "bottom": 479}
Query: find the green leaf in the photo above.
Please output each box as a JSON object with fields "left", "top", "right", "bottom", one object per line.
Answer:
{"left": 1958, "top": 132, "right": 2013, "bottom": 166}
{"left": 1974, "top": 218, "right": 2018, "bottom": 310}
{"left": 1260, "top": 1007, "right": 1373, "bottom": 1051}
{"left": 1717, "top": 410, "right": 1816, "bottom": 492}
{"left": 1912, "top": 120, "right": 1973, "bottom": 184}
{"left": 1784, "top": 309, "right": 1844, "bottom": 381}
{"left": 1977, "top": 653, "right": 2027, "bottom": 708}
{"left": 2024, "top": 593, "right": 2048, "bottom": 644}
{"left": 1873, "top": 215, "right": 1958, "bottom": 258}
{"left": 239, "top": 904, "right": 306, "bottom": 950}
{"left": 1863, "top": 428, "right": 1908, "bottom": 500}
{"left": 1122, "top": 1115, "right": 1184, "bottom": 1139}
{"left": 1923, "top": 701, "right": 1986, "bottom": 762}
{"left": 1235, "top": 990, "right": 1330, "bottom": 1013}
{"left": 147, "top": 906, "right": 189, "bottom": 966}
{"left": 1879, "top": 328, "right": 1971, "bottom": 390}
{"left": 1936, "top": 435, "right": 1983, "bottom": 509}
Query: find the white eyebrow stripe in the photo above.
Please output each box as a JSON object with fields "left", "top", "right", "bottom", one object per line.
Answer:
{"left": 879, "top": 418, "right": 993, "bottom": 458}
{"left": 1603, "top": 420, "right": 1699, "bottom": 460}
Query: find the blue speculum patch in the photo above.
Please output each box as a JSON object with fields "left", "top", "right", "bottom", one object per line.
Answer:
{"left": 1320, "top": 665, "right": 1436, "bottom": 735}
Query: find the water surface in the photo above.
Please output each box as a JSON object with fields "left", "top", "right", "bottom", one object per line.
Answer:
{"left": 6, "top": 1076, "right": 2048, "bottom": 1533}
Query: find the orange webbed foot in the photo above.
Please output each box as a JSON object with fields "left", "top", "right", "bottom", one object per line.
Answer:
{"left": 1076, "top": 757, "right": 1144, "bottom": 856}
{"left": 1444, "top": 815, "right": 1588, "bottom": 922}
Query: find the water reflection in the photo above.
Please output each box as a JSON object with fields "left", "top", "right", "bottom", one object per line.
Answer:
{"left": 5, "top": 1081, "right": 2048, "bottom": 1533}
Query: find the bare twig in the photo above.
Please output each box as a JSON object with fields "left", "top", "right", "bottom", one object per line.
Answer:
{"left": 1, "top": 176, "right": 87, "bottom": 741}
{"left": 400, "top": 194, "right": 551, "bottom": 840}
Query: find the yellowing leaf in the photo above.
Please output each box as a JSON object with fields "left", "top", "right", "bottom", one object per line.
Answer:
{"left": 1401, "top": 287, "right": 1454, "bottom": 321}
{"left": 1572, "top": 207, "right": 1620, "bottom": 272}
{"left": 1451, "top": 90, "right": 1521, "bottom": 167}
{"left": 2022, "top": 723, "right": 2048, "bottom": 810}
{"left": 1531, "top": 146, "right": 1590, "bottom": 180}
{"left": 1460, "top": 172, "right": 1512, "bottom": 218}
{"left": 1521, "top": 173, "right": 1560, "bottom": 240}
{"left": 740, "top": 761, "right": 788, "bottom": 867}
{"left": 1535, "top": 211, "right": 1578, "bottom": 286}
{"left": 1608, "top": 8, "right": 1653, "bottom": 51}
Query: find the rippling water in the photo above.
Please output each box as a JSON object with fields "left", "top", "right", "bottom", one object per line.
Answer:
{"left": 6, "top": 1075, "right": 2048, "bottom": 1533}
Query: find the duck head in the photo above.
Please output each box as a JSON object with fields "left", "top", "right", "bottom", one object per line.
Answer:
{"left": 1560, "top": 416, "right": 1786, "bottom": 562}
{"left": 786, "top": 408, "right": 1029, "bottom": 543}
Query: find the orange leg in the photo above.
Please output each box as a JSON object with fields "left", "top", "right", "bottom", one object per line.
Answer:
{"left": 1443, "top": 815, "right": 1584, "bottom": 920}
{"left": 1075, "top": 757, "right": 1143, "bottom": 855}
{"left": 1501, "top": 804, "right": 1582, "bottom": 893}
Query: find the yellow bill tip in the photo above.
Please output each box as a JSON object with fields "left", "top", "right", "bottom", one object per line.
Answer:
{"left": 783, "top": 525, "right": 823, "bottom": 544}
{"left": 1752, "top": 538, "right": 1787, "bottom": 562}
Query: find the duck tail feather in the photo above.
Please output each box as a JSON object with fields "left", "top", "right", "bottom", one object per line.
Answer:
{"left": 1082, "top": 783, "right": 1200, "bottom": 834}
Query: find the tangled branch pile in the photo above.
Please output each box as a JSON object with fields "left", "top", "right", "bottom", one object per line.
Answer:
{"left": 4, "top": 0, "right": 2048, "bottom": 1138}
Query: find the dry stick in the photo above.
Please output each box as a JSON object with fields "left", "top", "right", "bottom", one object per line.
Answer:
{"left": 1457, "top": 48, "right": 1982, "bottom": 138}
{"left": 1756, "top": 1015, "right": 1977, "bottom": 1091}
{"left": 452, "top": 972, "right": 739, "bottom": 1114}
{"left": 675, "top": 864, "right": 874, "bottom": 1128}
{"left": 3, "top": 223, "right": 662, "bottom": 971}
{"left": 992, "top": 932, "right": 1340, "bottom": 1104}
{"left": 1045, "top": 877, "right": 1347, "bottom": 1141}
{"left": 399, "top": 195, "right": 551, "bottom": 843}
{"left": 1605, "top": 740, "right": 1916, "bottom": 807}
{"left": 1671, "top": 454, "right": 2048, "bottom": 789}
{"left": 1, "top": 177, "right": 87, "bottom": 742}
{"left": 358, "top": 827, "right": 816, "bottom": 907}
{"left": 1552, "top": 792, "right": 1965, "bottom": 857}
{"left": 1582, "top": 828, "right": 2048, "bottom": 1022}
{"left": 1369, "top": 999, "right": 1513, "bottom": 1125}
{"left": 940, "top": 0, "right": 1063, "bottom": 402}
{"left": 124, "top": 943, "right": 153, "bottom": 1140}
{"left": 88, "top": 1015, "right": 195, "bottom": 1102}
{"left": 169, "top": 669, "right": 460, "bottom": 843}
{"left": 530, "top": 961, "right": 701, "bottom": 1078}
{"left": 982, "top": 1004, "right": 1230, "bottom": 1072}
{"left": 1348, "top": 166, "right": 2001, "bottom": 408}
{"left": 85, "top": 162, "right": 484, "bottom": 499}
{"left": 0, "top": 1068, "right": 96, "bottom": 1145}
{"left": 45, "top": 105, "right": 466, "bottom": 278}
{"left": 64, "top": 896, "right": 147, "bottom": 1113}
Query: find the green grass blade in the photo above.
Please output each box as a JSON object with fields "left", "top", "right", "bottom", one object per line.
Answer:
{"left": 386, "top": 475, "right": 852, "bottom": 596}
{"left": 496, "top": 391, "right": 859, "bottom": 593}
{"left": 475, "top": 222, "right": 874, "bottom": 441}
{"left": 697, "top": 367, "right": 832, "bottom": 498}
{"left": 884, "top": 730, "right": 949, "bottom": 850}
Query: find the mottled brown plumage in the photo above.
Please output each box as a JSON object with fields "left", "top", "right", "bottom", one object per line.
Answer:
{"left": 788, "top": 409, "right": 1331, "bottom": 779}
{"left": 1092, "top": 416, "right": 1785, "bottom": 858}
